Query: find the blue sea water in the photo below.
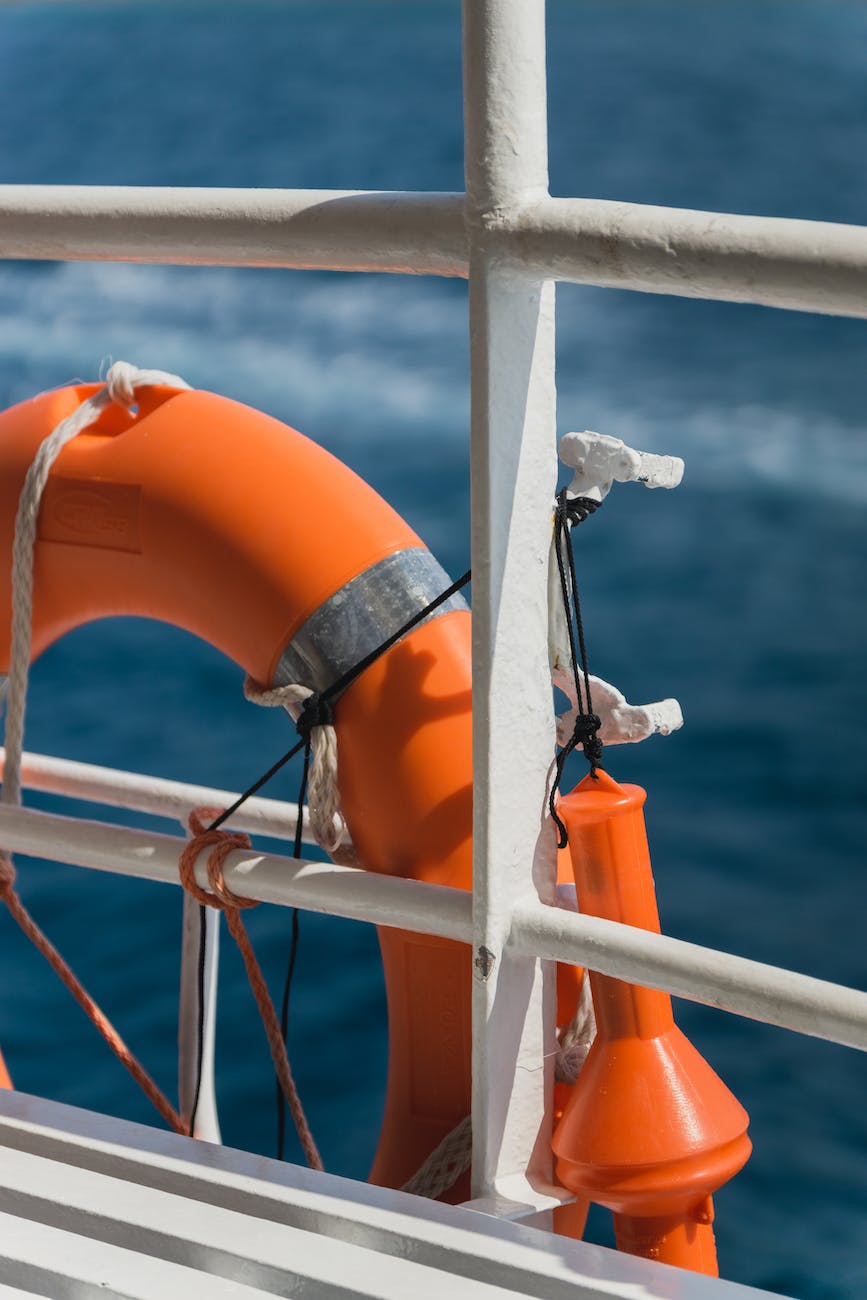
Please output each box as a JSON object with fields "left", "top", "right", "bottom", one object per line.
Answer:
{"left": 0, "top": 2, "right": 864, "bottom": 1295}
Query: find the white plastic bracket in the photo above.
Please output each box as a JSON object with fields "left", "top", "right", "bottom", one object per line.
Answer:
{"left": 553, "top": 666, "right": 683, "bottom": 747}
{"left": 558, "top": 429, "right": 684, "bottom": 502}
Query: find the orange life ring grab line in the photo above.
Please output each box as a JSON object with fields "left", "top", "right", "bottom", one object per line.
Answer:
{"left": 0, "top": 380, "right": 585, "bottom": 1210}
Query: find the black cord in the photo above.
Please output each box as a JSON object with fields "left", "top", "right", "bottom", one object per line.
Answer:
{"left": 187, "top": 901, "right": 208, "bottom": 1136}
{"left": 187, "top": 565, "right": 472, "bottom": 1140}
{"left": 549, "top": 491, "right": 604, "bottom": 847}
{"left": 274, "top": 730, "right": 312, "bottom": 1158}
{"left": 276, "top": 907, "right": 300, "bottom": 1161}
{"left": 317, "top": 567, "right": 471, "bottom": 712}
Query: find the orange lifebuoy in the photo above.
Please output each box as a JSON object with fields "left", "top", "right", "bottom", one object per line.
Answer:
{"left": 0, "top": 380, "right": 585, "bottom": 1213}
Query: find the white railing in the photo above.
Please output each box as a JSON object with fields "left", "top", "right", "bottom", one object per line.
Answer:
{"left": 2, "top": 749, "right": 866, "bottom": 1057}
{"left": 0, "top": 0, "right": 863, "bottom": 1282}
{"left": 2, "top": 186, "right": 867, "bottom": 317}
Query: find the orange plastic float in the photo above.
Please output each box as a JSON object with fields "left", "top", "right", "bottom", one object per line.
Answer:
{"left": 552, "top": 769, "right": 751, "bottom": 1274}
{"left": 0, "top": 379, "right": 586, "bottom": 1217}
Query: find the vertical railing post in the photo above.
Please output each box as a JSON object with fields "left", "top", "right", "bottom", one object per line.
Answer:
{"left": 462, "top": 0, "right": 560, "bottom": 1203}
{"left": 178, "top": 899, "right": 221, "bottom": 1142}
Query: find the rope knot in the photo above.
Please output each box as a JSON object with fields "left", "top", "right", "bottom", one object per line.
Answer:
{"left": 570, "top": 712, "right": 604, "bottom": 771}
{"left": 558, "top": 493, "right": 601, "bottom": 528}
{"left": 176, "top": 809, "right": 323, "bottom": 1170}
{"left": 294, "top": 692, "right": 334, "bottom": 741}
{"left": 570, "top": 711, "right": 601, "bottom": 741}
{"left": 179, "top": 806, "right": 257, "bottom": 912}
{"left": 104, "top": 361, "right": 139, "bottom": 408}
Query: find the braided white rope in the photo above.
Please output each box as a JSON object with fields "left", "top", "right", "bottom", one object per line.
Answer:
{"left": 243, "top": 678, "right": 351, "bottom": 858}
{"left": 401, "top": 1114, "right": 472, "bottom": 1199}
{"left": 1, "top": 363, "right": 191, "bottom": 811}
{"left": 555, "top": 969, "right": 596, "bottom": 1086}
{"left": 403, "top": 978, "right": 596, "bottom": 1199}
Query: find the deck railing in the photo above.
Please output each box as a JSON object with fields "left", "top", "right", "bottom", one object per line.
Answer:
{"left": 0, "top": 0, "right": 864, "bottom": 1261}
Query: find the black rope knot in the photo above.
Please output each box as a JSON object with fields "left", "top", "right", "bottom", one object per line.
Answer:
{"left": 295, "top": 693, "right": 334, "bottom": 740}
{"left": 558, "top": 494, "right": 600, "bottom": 528}
{"left": 570, "top": 711, "right": 602, "bottom": 758}
{"left": 580, "top": 734, "right": 604, "bottom": 771}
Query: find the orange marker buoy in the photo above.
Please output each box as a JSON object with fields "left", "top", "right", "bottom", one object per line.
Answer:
{"left": 551, "top": 770, "right": 751, "bottom": 1274}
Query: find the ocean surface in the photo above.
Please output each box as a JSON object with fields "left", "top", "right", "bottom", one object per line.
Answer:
{"left": 0, "top": 3, "right": 864, "bottom": 1296}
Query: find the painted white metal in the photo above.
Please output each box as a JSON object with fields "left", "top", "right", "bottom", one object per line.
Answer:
{"left": 459, "top": 1175, "right": 573, "bottom": 1222}
{"left": 0, "top": 802, "right": 474, "bottom": 943}
{"left": 0, "top": 747, "right": 319, "bottom": 845}
{"left": 510, "top": 900, "right": 867, "bottom": 1052}
{"left": 2, "top": 792, "right": 866, "bottom": 1051}
{"left": 177, "top": 898, "right": 220, "bottom": 1143}
{"left": 1, "top": 185, "right": 867, "bottom": 318}
{"left": 462, "top": 0, "right": 559, "bottom": 1207}
{"left": 0, "top": 1149, "right": 530, "bottom": 1299}
{"left": 0, "top": 1209, "right": 276, "bottom": 1300}
{"left": 0, "top": 1090, "right": 788, "bottom": 1299}
{"left": 508, "top": 195, "right": 867, "bottom": 317}
{"left": 0, "top": 185, "right": 467, "bottom": 277}
{"left": 466, "top": 261, "right": 559, "bottom": 1205}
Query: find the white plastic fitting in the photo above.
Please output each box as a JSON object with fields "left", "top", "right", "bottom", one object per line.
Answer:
{"left": 558, "top": 430, "right": 684, "bottom": 502}
{"left": 553, "top": 666, "right": 683, "bottom": 748}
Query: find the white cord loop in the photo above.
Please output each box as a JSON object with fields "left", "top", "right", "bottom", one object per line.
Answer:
{"left": 243, "top": 678, "right": 351, "bottom": 859}
{"left": 2, "top": 363, "right": 191, "bottom": 810}
{"left": 103, "top": 361, "right": 189, "bottom": 408}
{"left": 556, "top": 971, "right": 596, "bottom": 1086}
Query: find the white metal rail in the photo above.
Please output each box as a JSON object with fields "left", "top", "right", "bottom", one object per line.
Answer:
{"left": 3, "top": 751, "right": 865, "bottom": 1055}
{"left": 2, "top": 187, "right": 867, "bottom": 317}
{"left": 0, "top": 0, "right": 862, "bottom": 1287}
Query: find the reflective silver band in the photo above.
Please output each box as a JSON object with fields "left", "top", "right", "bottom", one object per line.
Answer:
{"left": 273, "top": 548, "right": 469, "bottom": 694}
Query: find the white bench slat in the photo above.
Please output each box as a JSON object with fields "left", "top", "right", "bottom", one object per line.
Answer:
{"left": 0, "top": 1207, "right": 275, "bottom": 1300}
{"left": 0, "top": 1090, "right": 787, "bottom": 1300}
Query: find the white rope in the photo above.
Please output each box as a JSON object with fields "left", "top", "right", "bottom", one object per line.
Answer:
{"left": 2, "top": 363, "right": 191, "bottom": 812}
{"left": 243, "top": 678, "right": 352, "bottom": 859}
{"left": 247, "top": 674, "right": 468, "bottom": 1194}
{"left": 401, "top": 1114, "right": 473, "bottom": 1199}
{"left": 555, "top": 970, "right": 596, "bottom": 1085}
{"left": 402, "top": 980, "right": 596, "bottom": 1200}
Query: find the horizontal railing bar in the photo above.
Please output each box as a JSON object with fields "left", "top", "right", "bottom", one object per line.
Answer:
{"left": 509, "top": 197, "right": 867, "bottom": 318}
{"left": 0, "top": 798, "right": 864, "bottom": 1052}
{"left": 0, "top": 748, "right": 320, "bottom": 845}
{"left": 0, "top": 186, "right": 468, "bottom": 277}
{"left": 0, "top": 804, "right": 473, "bottom": 944}
{"left": 0, "top": 185, "right": 866, "bottom": 317}
{"left": 510, "top": 901, "right": 867, "bottom": 1053}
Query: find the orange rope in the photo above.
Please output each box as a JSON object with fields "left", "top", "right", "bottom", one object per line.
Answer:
{"left": 179, "top": 807, "right": 323, "bottom": 1170}
{"left": 0, "top": 853, "right": 185, "bottom": 1134}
